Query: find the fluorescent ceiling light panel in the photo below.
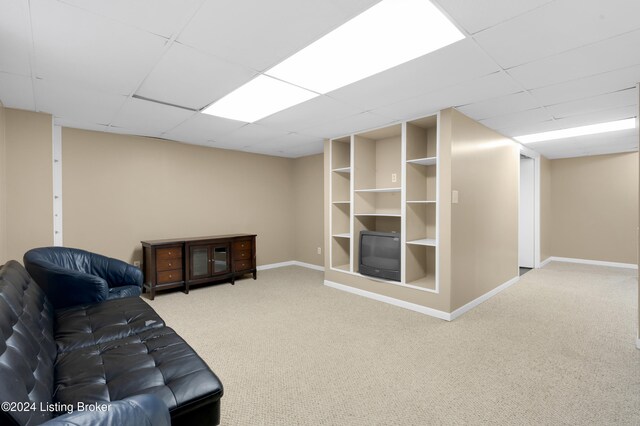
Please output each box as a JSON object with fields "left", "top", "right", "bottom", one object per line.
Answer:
{"left": 266, "top": 0, "right": 465, "bottom": 93}
{"left": 202, "top": 75, "right": 317, "bottom": 122}
{"left": 515, "top": 118, "right": 637, "bottom": 144}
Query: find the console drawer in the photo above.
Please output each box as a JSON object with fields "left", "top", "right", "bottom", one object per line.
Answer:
{"left": 234, "top": 260, "right": 252, "bottom": 272}
{"left": 233, "top": 240, "right": 252, "bottom": 252}
{"left": 158, "top": 269, "right": 182, "bottom": 284}
{"left": 235, "top": 249, "right": 251, "bottom": 260}
{"left": 157, "top": 246, "right": 182, "bottom": 260}
{"left": 157, "top": 258, "right": 181, "bottom": 271}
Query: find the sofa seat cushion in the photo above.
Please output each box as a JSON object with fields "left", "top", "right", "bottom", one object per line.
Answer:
{"left": 54, "top": 326, "right": 223, "bottom": 417}
{"left": 55, "top": 297, "right": 164, "bottom": 354}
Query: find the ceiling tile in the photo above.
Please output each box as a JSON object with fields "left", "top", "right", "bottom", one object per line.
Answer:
{"left": 242, "top": 134, "right": 323, "bottom": 157}
{"left": 372, "top": 71, "right": 522, "bottom": 121}
{"left": 530, "top": 64, "right": 640, "bottom": 106}
{"left": 213, "top": 123, "right": 291, "bottom": 146}
{"left": 137, "top": 43, "right": 257, "bottom": 110}
{"left": 527, "top": 130, "right": 638, "bottom": 159}
{"left": 257, "top": 95, "right": 363, "bottom": 133}
{"left": 457, "top": 91, "right": 539, "bottom": 121}
{"left": 498, "top": 104, "right": 638, "bottom": 137}
{"left": 54, "top": 117, "right": 109, "bottom": 133}
{"left": 302, "top": 112, "right": 396, "bottom": 139}
{"left": 111, "top": 97, "right": 195, "bottom": 134}
{"left": 0, "top": 72, "right": 35, "bottom": 110}
{"left": 0, "top": 0, "right": 32, "bottom": 76}
{"left": 437, "top": 0, "right": 553, "bottom": 34}
{"left": 474, "top": 0, "right": 640, "bottom": 69}
{"left": 479, "top": 107, "right": 553, "bottom": 130}
{"left": 163, "top": 113, "right": 246, "bottom": 145}
{"left": 506, "top": 29, "right": 640, "bottom": 90}
{"left": 35, "top": 79, "right": 127, "bottom": 125}
{"left": 545, "top": 88, "right": 637, "bottom": 119}
{"left": 30, "top": 0, "right": 168, "bottom": 95}
{"left": 328, "top": 39, "right": 500, "bottom": 110}
{"left": 58, "top": 0, "right": 203, "bottom": 39}
{"left": 178, "top": 0, "right": 375, "bottom": 72}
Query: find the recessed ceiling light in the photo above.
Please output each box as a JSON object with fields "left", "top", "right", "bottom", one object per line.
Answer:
{"left": 515, "top": 118, "right": 637, "bottom": 144}
{"left": 267, "top": 0, "right": 464, "bottom": 94}
{"left": 202, "top": 75, "right": 317, "bottom": 123}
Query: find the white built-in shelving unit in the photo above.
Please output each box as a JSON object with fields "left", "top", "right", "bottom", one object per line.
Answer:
{"left": 329, "top": 114, "right": 439, "bottom": 292}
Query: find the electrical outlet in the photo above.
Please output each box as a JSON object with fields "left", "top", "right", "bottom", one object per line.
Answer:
{"left": 391, "top": 173, "right": 397, "bottom": 183}
{"left": 317, "top": 247, "right": 322, "bottom": 255}
{"left": 133, "top": 260, "right": 141, "bottom": 268}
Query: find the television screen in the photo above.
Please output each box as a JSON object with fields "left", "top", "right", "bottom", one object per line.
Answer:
{"left": 359, "top": 231, "right": 400, "bottom": 281}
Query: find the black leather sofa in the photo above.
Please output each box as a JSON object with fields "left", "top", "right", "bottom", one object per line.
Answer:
{"left": 23, "top": 247, "right": 144, "bottom": 309}
{"left": 0, "top": 260, "right": 223, "bottom": 425}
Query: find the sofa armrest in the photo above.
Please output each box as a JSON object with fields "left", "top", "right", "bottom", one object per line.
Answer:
{"left": 43, "top": 395, "right": 170, "bottom": 426}
{"left": 23, "top": 259, "right": 109, "bottom": 309}
{"left": 92, "top": 255, "right": 143, "bottom": 290}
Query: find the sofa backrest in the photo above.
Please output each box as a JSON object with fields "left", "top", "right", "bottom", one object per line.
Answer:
{"left": 0, "top": 261, "right": 57, "bottom": 425}
{"left": 24, "top": 247, "right": 141, "bottom": 288}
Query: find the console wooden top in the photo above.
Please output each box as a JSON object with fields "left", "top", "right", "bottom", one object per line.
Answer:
{"left": 142, "top": 234, "right": 256, "bottom": 246}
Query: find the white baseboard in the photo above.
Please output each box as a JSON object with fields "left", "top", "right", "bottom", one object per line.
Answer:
{"left": 539, "top": 257, "right": 552, "bottom": 268}
{"left": 449, "top": 276, "right": 520, "bottom": 320}
{"left": 324, "top": 280, "right": 451, "bottom": 320}
{"left": 547, "top": 256, "right": 638, "bottom": 270}
{"left": 257, "top": 261, "right": 325, "bottom": 272}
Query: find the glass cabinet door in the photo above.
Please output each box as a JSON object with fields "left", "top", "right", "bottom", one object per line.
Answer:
{"left": 212, "top": 246, "right": 229, "bottom": 274}
{"left": 190, "top": 246, "right": 210, "bottom": 278}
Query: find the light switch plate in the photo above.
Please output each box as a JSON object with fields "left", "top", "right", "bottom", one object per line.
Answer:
{"left": 452, "top": 190, "right": 459, "bottom": 204}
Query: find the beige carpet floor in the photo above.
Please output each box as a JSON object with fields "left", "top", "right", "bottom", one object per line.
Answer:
{"left": 147, "top": 262, "right": 639, "bottom": 425}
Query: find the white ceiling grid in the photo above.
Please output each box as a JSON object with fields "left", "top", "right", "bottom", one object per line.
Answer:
{"left": 0, "top": 0, "right": 637, "bottom": 158}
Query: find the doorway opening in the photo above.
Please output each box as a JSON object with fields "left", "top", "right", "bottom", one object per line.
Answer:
{"left": 519, "top": 154, "right": 535, "bottom": 275}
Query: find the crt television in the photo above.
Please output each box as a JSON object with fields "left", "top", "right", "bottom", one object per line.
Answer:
{"left": 359, "top": 231, "right": 401, "bottom": 281}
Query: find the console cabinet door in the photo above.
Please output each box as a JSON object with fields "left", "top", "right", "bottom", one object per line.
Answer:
{"left": 211, "top": 244, "right": 230, "bottom": 275}
{"left": 190, "top": 245, "right": 210, "bottom": 280}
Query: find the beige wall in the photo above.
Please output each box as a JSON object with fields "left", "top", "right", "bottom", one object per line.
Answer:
{"left": 3, "top": 109, "right": 53, "bottom": 263}
{"left": 292, "top": 154, "right": 324, "bottom": 266}
{"left": 449, "top": 109, "right": 519, "bottom": 310}
{"left": 549, "top": 152, "right": 638, "bottom": 264}
{"left": 62, "top": 128, "right": 297, "bottom": 266}
{"left": 0, "top": 103, "right": 6, "bottom": 263}
{"left": 539, "top": 155, "right": 552, "bottom": 262}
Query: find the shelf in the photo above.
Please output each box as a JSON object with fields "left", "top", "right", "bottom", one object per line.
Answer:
{"left": 355, "top": 187, "right": 401, "bottom": 193}
{"left": 406, "top": 276, "right": 435, "bottom": 290}
{"left": 332, "top": 233, "right": 351, "bottom": 238}
{"left": 354, "top": 213, "right": 401, "bottom": 217}
{"left": 332, "top": 264, "right": 350, "bottom": 272}
{"left": 407, "top": 157, "right": 436, "bottom": 166}
{"left": 332, "top": 167, "right": 351, "bottom": 174}
{"left": 333, "top": 200, "right": 351, "bottom": 204}
{"left": 407, "top": 200, "right": 436, "bottom": 204}
{"left": 407, "top": 238, "right": 436, "bottom": 246}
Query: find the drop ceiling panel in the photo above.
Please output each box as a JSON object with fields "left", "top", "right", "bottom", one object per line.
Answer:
{"left": 163, "top": 113, "right": 245, "bottom": 145}
{"left": 479, "top": 107, "right": 553, "bottom": 130}
{"left": 545, "top": 88, "right": 637, "bottom": 119}
{"left": 328, "top": 39, "right": 500, "bottom": 110}
{"left": 54, "top": 117, "right": 108, "bottom": 133}
{"left": 302, "top": 112, "right": 396, "bottom": 139}
{"left": 30, "top": 0, "right": 168, "bottom": 95}
{"left": 242, "top": 134, "right": 323, "bottom": 157}
{"left": 373, "top": 71, "right": 522, "bottom": 121}
{"left": 178, "top": 0, "right": 377, "bottom": 72}
{"left": 474, "top": 0, "right": 640, "bottom": 69}
{"left": 498, "top": 104, "right": 638, "bottom": 137}
{"left": 457, "top": 91, "right": 539, "bottom": 121}
{"left": 257, "top": 95, "right": 363, "bottom": 133}
{"left": 0, "top": 0, "right": 32, "bottom": 76}
{"left": 0, "top": 72, "right": 35, "bottom": 110}
{"left": 111, "top": 97, "right": 195, "bottom": 134}
{"left": 507, "top": 29, "right": 640, "bottom": 90}
{"left": 136, "top": 43, "right": 257, "bottom": 110}
{"left": 35, "top": 79, "right": 127, "bottom": 125}
{"left": 58, "top": 0, "right": 203, "bottom": 39}
{"left": 213, "top": 123, "right": 291, "bottom": 146}
{"left": 436, "top": 0, "right": 553, "bottom": 34}
{"left": 526, "top": 131, "right": 638, "bottom": 159}
{"left": 529, "top": 64, "right": 640, "bottom": 106}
